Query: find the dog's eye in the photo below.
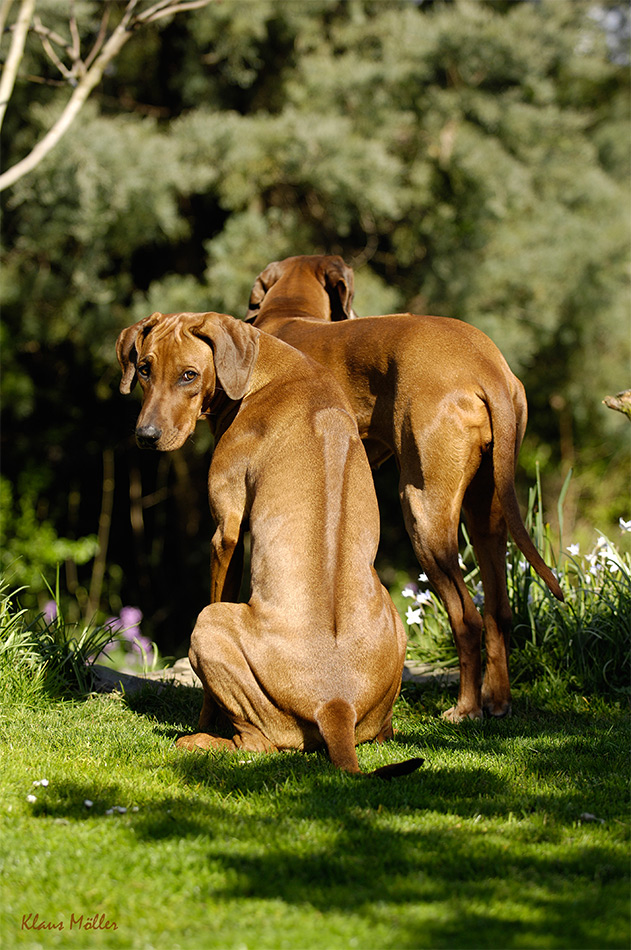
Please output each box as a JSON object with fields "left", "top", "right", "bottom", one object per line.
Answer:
{"left": 181, "top": 370, "right": 198, "bottom": 382}
{"left": 137, "top": 363, "right": 150, "bottom": 379}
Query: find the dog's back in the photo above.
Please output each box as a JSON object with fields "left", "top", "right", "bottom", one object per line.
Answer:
{"left": 211, "top": 333, "right": 405, "bottom": 672}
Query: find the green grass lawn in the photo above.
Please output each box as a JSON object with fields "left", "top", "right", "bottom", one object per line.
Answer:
{"left": 1, "top": 678, "right": 628, "bottom": 950}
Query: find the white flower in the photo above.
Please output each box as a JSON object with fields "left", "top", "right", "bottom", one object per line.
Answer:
{"left": 619, "top": 518, "right": 631, "bottom": 533}
{"left": 416, "top": 590, "right": 434, "bottom": 606}
{"left": 26, "top": 795, "right": 37, "bottom": 803}
{"left": 458, "top": 555, "right": 466, "bottom": 569}
{"left": 405, "top": 605, "right": 423, "bottom": 625}
{"left": 472, "top": 582, "right": 485, "bottom": 607}
{"left": 84, "top": 800, "right": 93, "bottom": 808}
{"left": 418, "top": 572, "right": 429, "bottom": 583}
{"left": 567, "top": 543, "right": 580, "bottom": 556}
{"left": 402, "top": 584, "right": 417, "bottom": 599}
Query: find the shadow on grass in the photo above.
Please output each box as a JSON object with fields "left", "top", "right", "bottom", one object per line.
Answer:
{"left": 143, "top": 730, "right": 629, "bottom": 948}
{"left": 104, "top": 677, "right": 629, "bottom": 848}
{"left": 27, "top": 753, "right": 629, "bottom": 950}
{"left": 123, "top": 680, "right": 204, "bottom": 733}
{"left": 23, "top": 672, "right": 630, "bottom": 950}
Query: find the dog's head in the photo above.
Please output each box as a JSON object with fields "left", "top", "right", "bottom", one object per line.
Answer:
{"left": 116, "top": 311, "right": 259, "bottom": 451}
{"left": 245, "top": 255, "right": 356, "bottom": 323}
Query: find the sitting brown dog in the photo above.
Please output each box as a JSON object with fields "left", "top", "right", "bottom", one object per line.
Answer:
{"left": 246, "top": 255, "right": 564, "bottom": 722}
{"left": 116, "top": 310, "right": 423, "bottom": 777}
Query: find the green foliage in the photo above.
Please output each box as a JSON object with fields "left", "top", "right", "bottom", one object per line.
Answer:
{"left": 0, "top": 476, "right": 98, "bottom": 594}
{"left": 0, "top": 578, "right": 114, "bottom": 700}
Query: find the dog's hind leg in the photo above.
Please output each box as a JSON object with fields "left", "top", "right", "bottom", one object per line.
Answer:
{"left": 463, "top": 459, "right": 513, "bottom": 718}
{"left": 176, "top": 603, "right": 280, "bottom": 755}
{"left": 399, "top": 445, "right": 486, "bottom": 722}
{"left": 196, "top": 690, "right": 233, "bottom": 734}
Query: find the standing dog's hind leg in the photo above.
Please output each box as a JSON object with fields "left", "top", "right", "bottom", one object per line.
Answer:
{"left": 401, "top": 481, "right": 484, "bottom": 721}
{"left": 464, "top": 466, "right": 513, "bottom": 718}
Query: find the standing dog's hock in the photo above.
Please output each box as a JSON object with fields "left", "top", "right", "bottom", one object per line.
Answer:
{"left": 116, "top": 310, "right": 423, "bottom": 778}
{"left": 247, "top": 255, "right": 564, "bottom": 722}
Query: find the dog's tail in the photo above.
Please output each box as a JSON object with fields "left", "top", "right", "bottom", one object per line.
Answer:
{"left": 486, "top": 378, "right": 564, "bottom": 602}
{"left": 315, "top": 699, "right": 424, "bottom": 780}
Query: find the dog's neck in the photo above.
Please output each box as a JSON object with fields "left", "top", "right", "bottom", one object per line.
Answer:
{"left": 255, "top": 278, "right": 331, "bottom": 326}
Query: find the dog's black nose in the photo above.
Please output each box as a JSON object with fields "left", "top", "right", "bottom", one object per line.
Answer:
{"left": 136, "top": 424, "right": 161, "bottom": 448}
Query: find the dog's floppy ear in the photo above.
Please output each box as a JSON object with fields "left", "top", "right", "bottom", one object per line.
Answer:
{"left": 116, "top": 312, "right": 161, "bottom": 394}
{"left": 190, "top": 312, "right": 259, "bottom": 401}
{"left": 320, "top": 257, "right": 355, "bottom": 321}
{"left": 245, "top": 261, "right": 282, "bottom": 321}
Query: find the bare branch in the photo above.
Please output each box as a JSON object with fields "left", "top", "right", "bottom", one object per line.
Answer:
{"left": 134, "top": 0, "right": 176, "bottom": 18}
{"left": 84, "top": 5, "right": 111, "bottom": 72}
{"left": 0, "top": 0, "right": 213, "bottom": 192}
{"left": 0, "top": 0, "right": 35, "bottom": 131}
{"left": 0, "top": 10, "right": 135, "bottom": 191}
{"left": 30, "top": 17, "right": 72, "bottom": 56}
{"left": 0, "top": 0, "right": 15, "bottom": 39}
{"left": 69, "top": 4, "right": 80, "bottom": 63}
{"left": 33, "top": 16, "right": 77, "bottom": 83}
{"left": 136, "top": 0, "right": 213, "bottom": 25}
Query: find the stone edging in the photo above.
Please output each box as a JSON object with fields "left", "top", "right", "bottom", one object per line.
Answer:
{"left": 91, "top": 657, "right": 458, "bottom": 695}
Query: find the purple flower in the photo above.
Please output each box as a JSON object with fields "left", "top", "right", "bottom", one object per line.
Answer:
{"left": 110, "top": 606, "right": 143, "bottom": 641}
{"left": 130, "top": 634, "right": 153, "bottom": 657}
{"left": 472, "top": 582, "right": 485, "bottom": 608}
{"left": 121, "top": 626, "right": 140, "bottom": 643}
{"left": 119, "top": 606, "right": 143, "bottom": 628}
{"left": 43, "top": 601, "right": 57, "bottom": 623}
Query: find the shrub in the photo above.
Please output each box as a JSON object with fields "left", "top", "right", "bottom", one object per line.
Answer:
{"left": 0, "top": 578, "right": 160, "bottom": 702}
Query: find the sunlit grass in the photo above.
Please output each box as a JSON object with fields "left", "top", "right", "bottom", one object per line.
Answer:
{"left": 0, "top": 677, "right": 628, "bottom": 950}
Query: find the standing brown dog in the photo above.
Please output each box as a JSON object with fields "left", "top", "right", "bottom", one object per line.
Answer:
{"left": 246, "top": 255, "right": 564, "bottom": 722}
{"left": 116, "top": 310, "right": 422, "bottom": 777}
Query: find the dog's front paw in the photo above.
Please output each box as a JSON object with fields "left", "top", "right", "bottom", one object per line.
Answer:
{"left": 175, "top": 733, "right": 213, "bottom": 752}
{"left": 442, "top": 705, "right": 482, "bottom": 723}
{"left": 482, "top": 699, "right": 512, "bottom": 719}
